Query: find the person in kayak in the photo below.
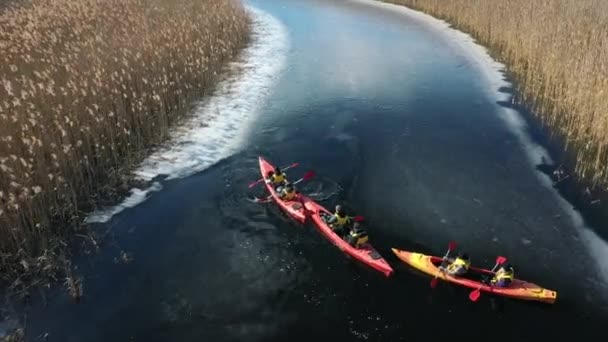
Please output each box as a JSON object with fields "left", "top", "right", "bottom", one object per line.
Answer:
{"left": 491, "top": 263, "right": 514, "bottom": 287}
{"left": 346, "top": 222, "right": 369, "bottom": 248}
{"left": 266, "top": 167, "right": 287, "bottom": 190}
{"left": 278, "top": 182, "right": 298, "bottom": 201}
{"left": 324, "top": 204, "right": 351, "bottom": 236}
{"left": 441, "top": 252, "right": 471, "bottom": 276}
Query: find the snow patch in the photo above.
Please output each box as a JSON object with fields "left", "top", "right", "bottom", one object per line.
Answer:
{"left": 133, "top": 7, "right": 288, "bottom": 181}
{"left": 86, "top": 182, "right": 162, "bottom": 223}
{"left": 85, "top": 7, "right": 288, "bottom": 223}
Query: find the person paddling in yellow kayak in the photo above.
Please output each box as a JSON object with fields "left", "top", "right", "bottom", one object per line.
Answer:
{"left": 490, "top": 263, "right": 514, "bottom": 287}
{"left": 440, "top": 252, "right": 471, "bottom": 276}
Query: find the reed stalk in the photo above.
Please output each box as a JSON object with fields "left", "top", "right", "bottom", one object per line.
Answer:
{"left": 0, "top": 0, "right": 251, "bottom": 295}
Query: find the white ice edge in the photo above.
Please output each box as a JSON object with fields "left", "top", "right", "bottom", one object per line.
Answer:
{"left": 85, "top": 6, "right": 288, "bottom": 224}
{"left": 84, "top": 182, "right": 163, "bottom": 224}
{"left": 355, "top": 0, "right": 608, "bottom": 285}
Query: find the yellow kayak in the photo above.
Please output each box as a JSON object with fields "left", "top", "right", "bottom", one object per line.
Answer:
{"left": 392, "top": 248, "right": 557, "bottom": 304}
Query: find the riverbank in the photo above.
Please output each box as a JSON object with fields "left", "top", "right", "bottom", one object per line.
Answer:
{"left": 381, "top": 0, "right": 608, "bottom": 189}
{"left": 0, "top": 0, "right": 251, "bottom": 300}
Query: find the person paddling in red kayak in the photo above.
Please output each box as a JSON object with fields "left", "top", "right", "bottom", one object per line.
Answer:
{"left": 322, "top": 204, "right": 352, "bottom": 237}
{"left": 265, "top": 167, "right": 287, "bottom": 191}
{"left": 278, "top": 181, "right": 298, "bottom": 201}
{"left": 346, "top": 222, "right": 369, "bottom": 248}
{"left": 490, "top": 263, "right": 514, "bottom": 287}
{"left": 440, "top": 252, "right": 471, "bottom": 276}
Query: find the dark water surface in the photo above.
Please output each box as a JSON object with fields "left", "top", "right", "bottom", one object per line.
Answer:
{"left": 22, "top": 0, "right": 608, "bottom": 340}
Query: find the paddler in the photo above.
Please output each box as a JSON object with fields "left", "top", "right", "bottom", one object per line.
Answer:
{"left": 325, "top": 204, "right": 351, "bottom": 236}
{"left": 441, "top": 252, "right": 471, "bottom": 276}
{"left": 490, "top": 263, "right": 514, "bottom": 287}
{"left": 346, "top": 222, "right": 369, "bottom": 248}
{"left": 265, "top": 167, "right": 287, "bottom": 190}
{"left": 278, "top": 181, "right": 298, "bottom": 201}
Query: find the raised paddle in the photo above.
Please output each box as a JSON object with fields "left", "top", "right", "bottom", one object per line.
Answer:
{"left": 468, "top": 256, "right": 507, "bottom": 302}
{"left": 430, "top": 241, "right": 457, "bottom": 288}
{"left": 254, "top": 171, "right": 315, "bottom": 203}
{"left": 293, "top": 171, "right": 315, "bottom": 185}
{"left": 248, "top": 162, "right": 299, "bottom": 188}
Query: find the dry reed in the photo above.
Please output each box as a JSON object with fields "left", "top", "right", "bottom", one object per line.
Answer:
{"left": 0, "top": 0, "right": 250, "bottom": 294}
{"left": 385, "top": 0, "right": 608, "bottom": 187}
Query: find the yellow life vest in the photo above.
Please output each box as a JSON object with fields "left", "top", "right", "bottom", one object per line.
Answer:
{"left": 492, "top": 269, "right": 514, "bottom": 284}
{"left": 447, "top": 258, "right": 471, "bottom": 273}
{"left": 350, "top": 230, "right": 368, "bottom": 246}
{"left": 272, "top": 173, "right": 286, "bottom": 184}
{"left": 334, "top": 212, "right": 348, "bottom": 226}
{"left": 282, "top": 188, "right": 296, "bottom": 200}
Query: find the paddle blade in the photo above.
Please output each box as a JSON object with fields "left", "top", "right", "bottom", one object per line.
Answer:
{"left": 302, "top": 171, "right": 315, "bottom": 181}
{"left": 430, "top": 277, "right": 439, "bottom": 288}
{"left": 353, "top": 215, "right": 365, "bottom": 222}
{"left": 496, "top": 256, "right": 507, "bottom": 265}
{"left": 248, "top": 179, "right": 262, "bottom": 188}
{"left": 469, "top": 289, "right": 481, "bottom": 302}
{"left": 448, "top": 241, "right": 457, "bottom": 251}
{"left": 253, "top": 196, "right": 272, "bottom": 203}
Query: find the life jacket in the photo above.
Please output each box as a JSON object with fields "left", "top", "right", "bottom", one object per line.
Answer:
{"left": 281, "top": 187, "right": 296, "bottom": 200}
{"left": 271, "top": 172, "right": 286, "bottom": 184}
{"left": 447, "top": 257, "right": 471, "bottom": 274}
{"left": 333, "top": 212, "right": 348, "bottom": 226}
{"left": 491, "top": 269, "right": 514, "bottom": 285}
{"left": 349, "top": 229, "right": 368, "bottom": 246}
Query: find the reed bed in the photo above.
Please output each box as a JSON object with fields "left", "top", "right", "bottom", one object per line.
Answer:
{"left": 385, "top": 0, "right": 608, "bottom": 187}
{"left": 0, "top": 0, "right": 250, "bottom": 295}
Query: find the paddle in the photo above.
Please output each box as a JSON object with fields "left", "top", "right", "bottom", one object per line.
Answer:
{"left": 430, "top": 241, "right": 457, "bottom": 288}
{"left": 248, "top": 162, "right": 299, "bottom": 188}
{"left": 254, "top": 171, "right": 315, "bottom": 203}
{"left": 294, "top": 171, "right": 315, "bottom": 185}
{"left": 468, "top": 256, "right": 507, "bottom": 302}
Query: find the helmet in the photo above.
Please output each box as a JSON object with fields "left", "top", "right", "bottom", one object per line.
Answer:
{"left": 458, "top": 252, "right": 469, "bottom": 260}
{"left": 275, "top": 167, "right": 282, "bottom": 174}
{"left": 335, "top": 204, "right": 343, "bottom": 213}
{"left": 285, "top": 181, "right": 293, "bottom": 188}
{"left": 503, "top": 263, "right": 513, "bottom": 271}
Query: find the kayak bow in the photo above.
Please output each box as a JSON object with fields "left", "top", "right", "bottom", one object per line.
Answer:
{"left": 303, "top": 198, "right": 393, "bottom": 277}
{"left": 392, "top": 248, "right": 557, "bottom": 304}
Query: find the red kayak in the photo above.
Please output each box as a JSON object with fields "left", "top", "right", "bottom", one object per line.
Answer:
{"left": 302, "top": 198, "right": 393, "bottom": 277}
{"left": 258, "top": 157, "right": 307, "bottom": 223}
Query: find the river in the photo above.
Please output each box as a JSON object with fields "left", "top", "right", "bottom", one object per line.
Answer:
{"left": 18, "top": 0, "right": 608, "bottom": 340}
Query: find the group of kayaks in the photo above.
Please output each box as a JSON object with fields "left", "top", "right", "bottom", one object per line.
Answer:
{"left": 255, "top": 157, "right": 557, "bottom": 304}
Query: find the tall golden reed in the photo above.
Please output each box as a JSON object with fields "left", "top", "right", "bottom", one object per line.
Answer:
{"left": 385, "top": 0, "right": 608, "bottom": 186}
{"left": 0, "top": 0, "right": 250, "bottom": 290}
